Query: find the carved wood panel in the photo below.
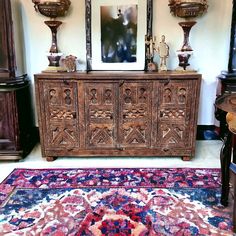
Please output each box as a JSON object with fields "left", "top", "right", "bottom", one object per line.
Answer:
{"left": 84, "top": 82, "right": 117, "bottom": 148}
{"left": 119, "top": 82, "right": 152, "bottom": 148}
{"left": 41, "top": 80, "right": 79, "bottom": 149}
{"left": 153, "top": 80, "right": 194, "bottom": 149}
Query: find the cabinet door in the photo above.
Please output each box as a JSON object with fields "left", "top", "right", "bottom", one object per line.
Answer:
{"left": 119, "top": 81, "right": 152, "bottom": 148}
{"left": 84, "top": 82, "right": 118, "bottom": 149}
{"left": 153, "top": 79, "right": 196, "bottom": 150}
{"left": 39, "top": 80, "right": 79, "bottom": 150}
{"left": 0, "top": 92, "right": 18, "bottom": 151}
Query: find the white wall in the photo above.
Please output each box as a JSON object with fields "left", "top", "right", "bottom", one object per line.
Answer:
{"left": 153, "top": 0, "right": 232, "bottom": 125}
{"left": 12, "top": 0, "right": 232, "bottom": 125}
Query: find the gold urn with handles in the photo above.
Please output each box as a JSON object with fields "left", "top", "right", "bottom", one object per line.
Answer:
{"left": 32, "top": 0, "right": 71, "bottom": 71}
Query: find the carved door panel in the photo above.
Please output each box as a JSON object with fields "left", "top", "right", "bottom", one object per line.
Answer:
{"left": 119, "top": 82, "right": 152, "bottom": 148}
{"left": 41, "top": 80, "right": 79, "bottom": 150}
{"left": 0, "top": 93, "right": 18, "bottom": 151}
{"left": 84, "top": 82, "right": 118, "bottom": 149}
{"left": 153, "top": 80, "right": 193, "bottom": 149}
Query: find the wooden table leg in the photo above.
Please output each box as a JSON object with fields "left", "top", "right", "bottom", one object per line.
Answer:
{"left": 232, "top": 169, "right": 236, "bottom": 232}
{"left": 233, "top": 135, "right": 236, "bottom": 163}
{"left": 220, "top": 130, "right": 232, "bottom": 206}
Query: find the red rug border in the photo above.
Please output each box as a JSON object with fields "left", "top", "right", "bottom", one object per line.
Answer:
{"left": 0, "top": 167, "right": 221, "bottom": 185}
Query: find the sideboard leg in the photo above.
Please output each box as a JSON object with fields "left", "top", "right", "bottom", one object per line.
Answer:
{"left": 46, "top": 156, "right": 57, "bottom": 162}
{"left": 182, "top": 156, "right": 191, "bottom": 161}
{"left": 220, "top": 130, "right": 232, "bottom": 206}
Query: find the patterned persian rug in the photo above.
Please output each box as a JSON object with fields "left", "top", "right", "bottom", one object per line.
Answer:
{"left": 0, "top": 168, "right": 233, "bottom": 235}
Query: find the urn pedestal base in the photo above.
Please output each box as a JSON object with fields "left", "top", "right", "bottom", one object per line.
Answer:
{"left": 177, "top": 21, "right": 196, "bottom": 70}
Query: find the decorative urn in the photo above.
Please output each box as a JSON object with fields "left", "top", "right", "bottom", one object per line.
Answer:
{"left": 168, "top": 0, "right": 208, "bottom": 70}
{"left": 32, "top": 0, "right": 71, "bottom": 18}
{"left": 32, "top": 0, "right": 71, "bottom": 71}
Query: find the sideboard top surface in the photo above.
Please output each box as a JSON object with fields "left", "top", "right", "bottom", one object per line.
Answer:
{"left": 34, "top": 71, "right": 201, "bottom": 80}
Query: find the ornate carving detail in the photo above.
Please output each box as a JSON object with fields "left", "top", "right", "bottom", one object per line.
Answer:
{"left": 163, "top": 88, "right": 172, "bottom": 103}
{"left": 123, "top": 107, "right": 147, "bottom": 119}
{"left": 138, "top": 87, "right": 147, "bottom": 103}
{"left": 120, "top": 83, "right": 151, "bottom": 147}
{"left": 52, "top": 127, "right": 59, "bottom": 140}
{"left": 104, "top": 89, "right": 112, "bottom": 104}
{"left": 64, "top": 89, "right": 72, "bottom": 105}
{"left": 178, "top": 88, "right": 186, "bottom": 103}
{"left": 88, "top": 87, "right": 114, "bottom": 105}
{"left": 124, "top": 88, "right": 132, "bottom": 104}
{"left": 45, "top": 83, "right": 78, "bottom": 148}
{"left": 90, "top": 88, "right": 98, "bottom": 104}
{"left": 160, "top": 109, "right": 185, "bottom": 118}
{"left": 90, "top": 109, "right": 113, "bottom": 119}
{"left": 85, "top": 84, "right": 116, "bottom": 148}
{"left": 123, "top": 125, "right": 146, "bottom": 144}
{"left": 123, "top": 85, "right": 150, "bottom": 106}
{"left": 89, "top": 126, "right": 114, "bottom": 146}
{"left": 161, "top": 124, "right": 184, "bottom": 144}
{"left": 50, "top": 110, "right": 74, "bottom": 120}
{"left": 48, "top": 84, "right": 75, "bottom": 106}
{"left": 49, "top": 89, "right": 58, "bottom": 104}
{"left": 51, "top": 127, "right": 76, "bottom": 146}
{"left": 163, "top": 86, "right": 188, "bottom": 104}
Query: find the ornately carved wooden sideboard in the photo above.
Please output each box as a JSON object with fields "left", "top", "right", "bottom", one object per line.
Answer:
{"left": 35, "top": 71, "right": 201, "bottom": 161}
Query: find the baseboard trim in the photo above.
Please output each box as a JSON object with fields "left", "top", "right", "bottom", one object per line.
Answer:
{"left": 197, "top": 125, "right": 220, "bottom": 140}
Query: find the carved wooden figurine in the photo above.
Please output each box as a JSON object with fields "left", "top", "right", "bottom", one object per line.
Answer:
{"left": 157, "top": 35, "right": 169, "bottom": 71}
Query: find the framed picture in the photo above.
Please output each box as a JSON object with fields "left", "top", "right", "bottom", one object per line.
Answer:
{"left": 85, "top": 0, "right": 153, "bottom": 71}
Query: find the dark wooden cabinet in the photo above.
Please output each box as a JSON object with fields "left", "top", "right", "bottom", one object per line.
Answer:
{"left": 35, "top": 71, "right": 201, "bottom": 161}
{"left": 0, "top": 79, "right": 36, "bottom": 160}
{"left": 0, "top": 0, "right": 36, "bottom": 160}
